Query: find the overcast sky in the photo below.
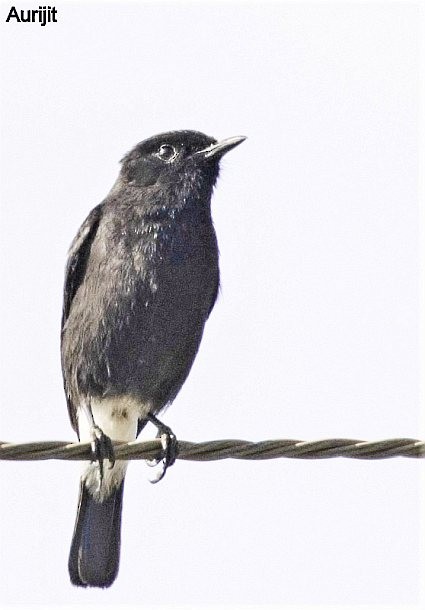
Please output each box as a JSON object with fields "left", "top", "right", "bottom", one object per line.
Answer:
{"left": 0, "top": 1, "right": 423, "bottom": 608}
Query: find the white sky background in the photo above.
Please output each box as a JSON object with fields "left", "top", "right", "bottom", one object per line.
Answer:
{"left": 0, "top": 0, "right": 423, "bottom": 607}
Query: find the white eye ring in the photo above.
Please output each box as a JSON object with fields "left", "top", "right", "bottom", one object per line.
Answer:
{"left": 157, "top": 144, "right": 177, "bottom": 162}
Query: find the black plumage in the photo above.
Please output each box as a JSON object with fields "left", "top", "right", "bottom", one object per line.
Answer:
{"left": 61, "top": 130, "right": 245, "bottom": 587}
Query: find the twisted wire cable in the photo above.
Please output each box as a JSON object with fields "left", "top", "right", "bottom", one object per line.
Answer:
{"left": 0, "top": 437, "right": 424, "bottom": 461}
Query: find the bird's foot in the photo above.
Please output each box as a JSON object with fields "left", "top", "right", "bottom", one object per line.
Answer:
{"left": 90, "top": 425, "right": 115, "bottom": 482}
{"left": 145, "top": 414, "right": 178, "bottom": 484}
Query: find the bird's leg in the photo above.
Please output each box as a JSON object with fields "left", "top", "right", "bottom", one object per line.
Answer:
{"left": 80, "top": 402, "right": 115, "bottom": 482}
{"left": 145, "top": 413, "right": 178, "bottom": 484}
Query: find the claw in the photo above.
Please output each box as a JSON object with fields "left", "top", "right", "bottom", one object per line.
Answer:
{"left": 90, "top": 425, "right": 115, "bottom": 482}
{"left": 145, "top": 414, "right": 178, "bottom": 484}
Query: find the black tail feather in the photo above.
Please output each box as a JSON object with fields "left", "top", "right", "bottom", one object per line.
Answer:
{"left": 69, "top": 478, "right": 125, "bottom": 588}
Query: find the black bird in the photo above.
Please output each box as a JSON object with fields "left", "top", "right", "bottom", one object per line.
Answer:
{"left": 61, "top": 130, "right": 245, "bottom": 588}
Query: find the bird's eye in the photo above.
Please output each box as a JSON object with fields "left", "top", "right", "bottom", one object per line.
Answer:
{"left": 157, "top": 144, "right": 177, "bottom": 162}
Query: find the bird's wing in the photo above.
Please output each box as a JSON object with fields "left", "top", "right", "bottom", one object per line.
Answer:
{"left": 61, "top": 204, "right": 102, "bottom": 330}
{"left": 61, "top": 205, "right": 102, "bottom": 434}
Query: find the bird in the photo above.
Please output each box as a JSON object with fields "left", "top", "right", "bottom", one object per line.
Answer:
{"left": 61, "top": 130, "right": 246, "bottom": 588}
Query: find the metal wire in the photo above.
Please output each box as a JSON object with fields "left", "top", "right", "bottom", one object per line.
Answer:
{"left": 0, "top": 437, "right": 424, "bottom": 461}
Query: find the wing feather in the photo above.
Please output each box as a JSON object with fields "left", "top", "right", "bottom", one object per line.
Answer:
{"left": 61, "top": 205, "right": 102, "bottom": 330}
{"left": 61, "top": 205, "right": 102, "bottom": 432}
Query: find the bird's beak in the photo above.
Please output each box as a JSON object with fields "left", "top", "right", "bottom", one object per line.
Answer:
{"left": 200, "top": 135, "right": 246, "bottom": 159}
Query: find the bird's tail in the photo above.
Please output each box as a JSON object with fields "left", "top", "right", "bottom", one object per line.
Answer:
{"left": 68, "top": 478, "right": 125, "bottom": 588}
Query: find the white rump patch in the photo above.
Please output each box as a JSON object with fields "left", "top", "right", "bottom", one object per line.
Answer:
{"left": 77, "top": 395, "right": 151, "bottom": 501}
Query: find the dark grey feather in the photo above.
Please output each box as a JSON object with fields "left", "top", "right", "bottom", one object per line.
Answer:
{"left": 69, "top": 479, "right": 124, "bottom": 588}
{"left": 62, "top": 130, "right": 244, "bottom": 588}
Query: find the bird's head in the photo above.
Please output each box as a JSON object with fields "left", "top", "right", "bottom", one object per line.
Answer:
{"left": 119, "top": 130, "right": 246, "bottom": 197}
